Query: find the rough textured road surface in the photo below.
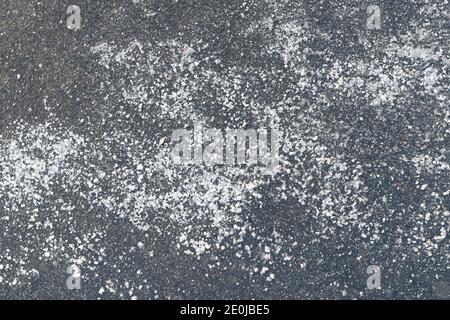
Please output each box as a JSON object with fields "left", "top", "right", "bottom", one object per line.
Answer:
{"left": 0, "top": 0, "right": 449, "bottom": 299}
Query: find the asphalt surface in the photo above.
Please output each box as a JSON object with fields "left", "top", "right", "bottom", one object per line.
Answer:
{"left": 0, "top": 0, "right": 449, "bottom": 299}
